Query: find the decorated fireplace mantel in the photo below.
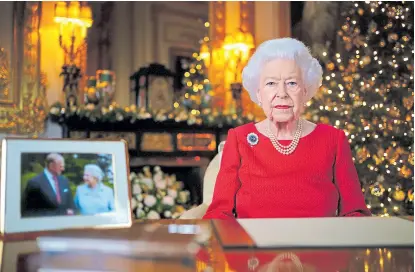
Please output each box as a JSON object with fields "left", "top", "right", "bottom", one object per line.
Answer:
{"left": 47, "top": 102, "right": 259, "bottom": 159}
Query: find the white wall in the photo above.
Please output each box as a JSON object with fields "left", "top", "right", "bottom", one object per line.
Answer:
{"left": 108, "top": 2, "right": 208, "bottom": 107}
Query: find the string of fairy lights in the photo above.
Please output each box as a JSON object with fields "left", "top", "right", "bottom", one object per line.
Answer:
{"left": 178, "top": 20, "right": 213, "bottom": 114}
{"left": 306, "top": 1, "right": 414, "bottom": 216}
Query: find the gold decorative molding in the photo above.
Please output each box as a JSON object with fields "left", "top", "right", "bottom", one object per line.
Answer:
{"left": 240, "top": 1, "right": 255, "bottom": 39}
{"left": 141, "top": 132, "right": 174, "bottom": 152}
{"left": 0, "top": 2, "right": 47, "bottom": 136}
{"left": 177, "top": 133, "right": 216, "bottom": 151}
{"left": 208, "top": 1, "right": 227, "bottom": 109}
{"left": 210, "top": 2, "right": 226, "bottom": 46}
{"left": 0, "top": 48, "right": 11, "bottom": 104}
{"left": 89, "top": 131, "right": 137, "bottom": 150}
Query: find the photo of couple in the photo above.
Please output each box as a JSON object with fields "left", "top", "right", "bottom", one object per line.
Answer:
{"left": 21, "top": 152, "right": 115, "bottom": 218}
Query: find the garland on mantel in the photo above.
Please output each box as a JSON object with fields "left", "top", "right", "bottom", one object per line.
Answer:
{"left": 47, "top": 102, "right": 260, "bottom": 128}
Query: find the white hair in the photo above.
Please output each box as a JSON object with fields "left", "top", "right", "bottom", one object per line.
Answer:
{"left": 242, "top": 38, "right": 323, "bottom": 104}
{"left": 46, "top": 153, "right": 64, "bottom": 164}
{"left": 84, "top": 164, "right": 104, "bottom": 182}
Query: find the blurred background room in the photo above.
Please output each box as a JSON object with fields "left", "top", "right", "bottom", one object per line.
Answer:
{"left": 0, "top": 1, "right": 413, "bottom": 220}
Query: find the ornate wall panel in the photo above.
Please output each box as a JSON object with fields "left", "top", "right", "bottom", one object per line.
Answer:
{"left": 0, "top": 2, "right": 46, "bottom": 135}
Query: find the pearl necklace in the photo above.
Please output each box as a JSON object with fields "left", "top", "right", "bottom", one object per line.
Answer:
{"left": 267, "top": 119, "right": 303, "bottom": 155}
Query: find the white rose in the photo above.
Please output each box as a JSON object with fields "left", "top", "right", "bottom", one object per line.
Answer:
{"left": 155, "top": 180, "right": 167, "bottom": 190}
{"left": 129, "top": 173, "right": 136, "bottom": 180}
{"left": 132, "top": 184, "right": 142, "bottom": 195}
{"left": 162, "top": 196, "right": 175, "bottom": 206}
{"left": 144, "top": 195, "right": 157, "bottom": 207}
{"left": 164, "top": 211, "right": 172, "bottom": 218}
{"left": 154, "top": 173, "right": 163, "bottom": 182}
{"left": 168, "top": 189, "right": 177, "bottom": 199}
{"left": 147, "top": 210, "right": 160, "bottom": 219}
{"left": 131, "top": 198, "right": 138, "bottom": 210}
{"left": 166, "top": 176, "right": 174, "bottom": 186}
{"left": 141, "top": 178, "right": 154, "bottom": 189}
{"left": 178, "top": 191, "right": 189, "bottom": 203}
{"left": 138, "top": 203, "right": 143, "bottom": 209}
{"left": 135, "top": 209, "right": 145, "bottom": 218}
{"left": 136, "top": 194, "right": 143, "bottom": 201}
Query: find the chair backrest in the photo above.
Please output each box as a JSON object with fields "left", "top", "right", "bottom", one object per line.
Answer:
{"left": 202, "top": 141, "right": 225, "bottom": 205}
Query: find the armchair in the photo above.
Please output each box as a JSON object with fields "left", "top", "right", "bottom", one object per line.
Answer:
{"left": 180, "top": 141, "right": 225, "bottom": 219}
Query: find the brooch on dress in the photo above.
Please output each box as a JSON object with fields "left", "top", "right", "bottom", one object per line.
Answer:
{"left": 247, "top": 132, "right": 259, "bottom": 146}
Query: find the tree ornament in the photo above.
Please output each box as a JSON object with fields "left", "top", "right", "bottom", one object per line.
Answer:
{"left": 393, "top": 189, "right": 406, "bottom": 202}
{"left": 370, "top": 182, "right": 385, "bottom": 197}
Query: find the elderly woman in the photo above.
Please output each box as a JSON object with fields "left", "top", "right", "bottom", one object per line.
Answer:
{"left": 74, "top": 164, "right": 115, "bottom": 215}
{"left": 203, "top": 38, "right": 371, "bottom": 219}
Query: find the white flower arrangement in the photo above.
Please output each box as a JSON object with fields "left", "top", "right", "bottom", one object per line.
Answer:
{"left": 130, "top": 166, "right": 195, "bottom": 219}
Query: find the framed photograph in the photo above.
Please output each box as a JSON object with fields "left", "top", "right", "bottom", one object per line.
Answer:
{"left": 0, "top": 138, "right": 132, "bottom": 235}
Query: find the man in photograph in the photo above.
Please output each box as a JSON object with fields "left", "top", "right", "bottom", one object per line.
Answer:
{"left": 21, "top": 153, "right": 76, "bottom": 217}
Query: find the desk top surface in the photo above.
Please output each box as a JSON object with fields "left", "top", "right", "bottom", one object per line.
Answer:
{"left": 1, "top": 218, "right": 413, "bottom": 272}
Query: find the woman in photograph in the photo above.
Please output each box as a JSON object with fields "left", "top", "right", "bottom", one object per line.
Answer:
{"left": 74, "top": 164, "right": 115, "bottom": 215}
{"left": 203, "top": 38, "right": 371, "bottom": 219}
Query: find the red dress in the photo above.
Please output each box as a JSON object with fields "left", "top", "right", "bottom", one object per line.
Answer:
{"left": 203, "top": 122, "right": 372, "bottom": 219}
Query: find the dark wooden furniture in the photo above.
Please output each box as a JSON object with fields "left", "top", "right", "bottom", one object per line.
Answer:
{"left": 58, "top": 118, "right": 231, "bottom": 159}
{"left": 1, "top": 218, "right": 413, "bottom": 272}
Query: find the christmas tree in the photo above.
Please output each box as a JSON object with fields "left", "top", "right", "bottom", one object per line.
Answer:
{"left": 305, "top": 1, "right": 414, "bottom": 216}
{"left": 181, "top": 52, "right": 213, "bottom": 112}
{"left": 179, "top": 21, "right": 213, "bottom": 113}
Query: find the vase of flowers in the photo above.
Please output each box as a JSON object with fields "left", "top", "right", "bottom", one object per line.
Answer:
{"left": 130, "top": 166, "right": 195, "bottom": 219}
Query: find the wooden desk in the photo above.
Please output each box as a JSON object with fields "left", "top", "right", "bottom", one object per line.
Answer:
{"left": 1, "top": 219, "right": 413, "bottom": 272}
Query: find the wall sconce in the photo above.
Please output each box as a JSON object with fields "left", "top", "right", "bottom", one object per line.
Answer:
{"left": 54, "top": 1, "right": 93, "bottom": 107}
{"left": 223, "top": 30, "right": 254, "bottom": 66}
{"left": 54, "top": 1, "right": 93, "bottom": 64}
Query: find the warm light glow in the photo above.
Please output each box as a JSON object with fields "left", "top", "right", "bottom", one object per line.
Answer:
{"left": 54, "top": 1, "right": 93, "bottom": 64}
{"left": 223, "top": 30, "right": 254, "bottom": 62}
{"left": 199, "top": 42, "right": 210, "bottom": 68}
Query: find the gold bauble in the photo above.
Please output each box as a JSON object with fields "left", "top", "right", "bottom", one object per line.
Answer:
{"left": 320, "top": 116, "right": 330, "bottom": 124}
{"left": 370, "top": 183, "right": 385, "bottom": 197}
{"left": 373, "top": 155, "right": 383, "bottom": 165}
{"left": 389, "top": 108, "right": 400, "bottom": 118}
{"left": 362, "top": 56, "right": 371, "bottom": 65}
{"left": 342, "top": 75, "right": 350, "bottom": 83}
{"left": 409, "top": 153, "right": 414, "bottom": 166}
{"left": 393, "top": 190, "right": 406, "bottom": 202}
{"left": 327, "top": 62, "right": 335, "bottom": 71}
{"left": 388, "top": 33, "right": 399, "bottom": 42}
{"left": 400, "top": 165, "right": 412, "bottom": 179}
{"left": 357, "top": 147, "right": 369, "bottom": 163}
{"left": 86, "top": 87, "right": 99, "bottom": 102}
{"left": 408, "top": 189, "right": 414, "bottom": 202}
{"left": 403, "top": 96, "right": 414, "bottom": 110}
